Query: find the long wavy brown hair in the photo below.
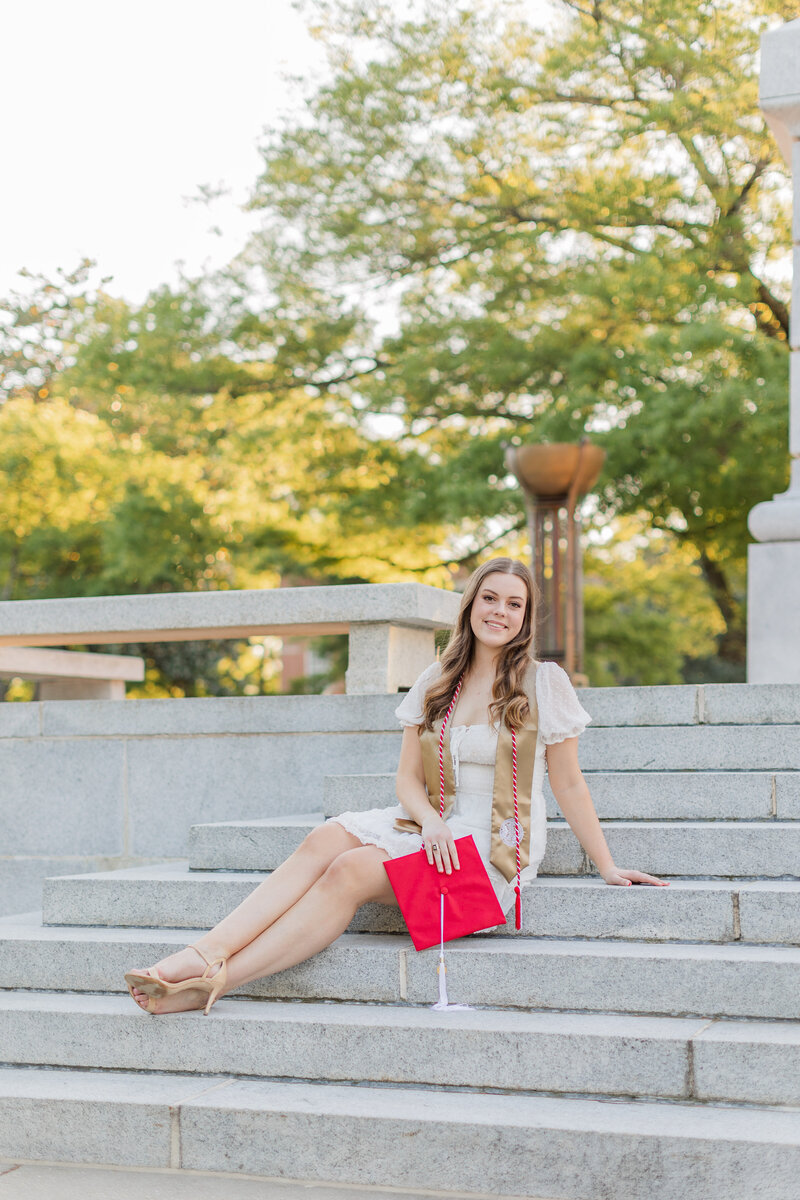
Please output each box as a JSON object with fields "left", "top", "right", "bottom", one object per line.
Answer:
{"left": 421, "top": 557, "right": 539, "bottom": 732}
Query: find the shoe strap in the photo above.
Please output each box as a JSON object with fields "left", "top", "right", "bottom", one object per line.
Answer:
{"left": 186, "top": 943, "right": 226, "bottom": 972}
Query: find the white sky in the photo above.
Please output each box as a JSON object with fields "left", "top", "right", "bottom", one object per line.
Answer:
{"left": 1, "top": 0, "right": 325, "bottom": 305}
{"left": 1, "top": 0, "right": 558, "bottom": 308}
{"left": 1, "top": 1, "right": 563, "bottom": 309}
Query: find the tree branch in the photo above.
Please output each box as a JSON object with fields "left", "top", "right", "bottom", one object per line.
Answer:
{"left": 397, "top": 516, "right": 528, "bottom": 575}
{"left": 697, "top": 548, "right": 745, "bottom": 662}
{"left": 724, "top": 155, "right": 770, "bottom": 219}
{"left": 674, "top": 132, "right": 726, "bottom": 200}
{"left": 229, "top": 357, "right": 391, "bottom": 397}
{"left": 1, "top": 545, "right": 18, "bottom": 602}
{"left": 749, "top": 274, "right": 790, "bottom": 338}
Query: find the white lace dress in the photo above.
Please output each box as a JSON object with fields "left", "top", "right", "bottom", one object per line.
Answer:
{"left": 327, "top": 659, "right": 592, "bottom": 916}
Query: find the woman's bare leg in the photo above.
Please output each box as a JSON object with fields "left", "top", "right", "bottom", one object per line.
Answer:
{"left": 223, "top": 844, "right": 397, "bottom": 990}
{"left": 136, "top": 844, "right": 397, "bottom": 1014}
{"left": 128, "top": 820, "right": 365, "bottom": 1008}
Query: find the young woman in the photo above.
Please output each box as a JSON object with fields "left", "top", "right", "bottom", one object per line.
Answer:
{"left": 125, "top": 557, "right": 668, "bottom": 1015}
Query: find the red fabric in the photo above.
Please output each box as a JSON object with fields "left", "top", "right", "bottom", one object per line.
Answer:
{"left": 383, "top": 834, "right": 507, "bottom": 951}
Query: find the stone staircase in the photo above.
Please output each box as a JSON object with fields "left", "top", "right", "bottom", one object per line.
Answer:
{"left": 2, "top": 684, "right": 800, "bottom": 1197}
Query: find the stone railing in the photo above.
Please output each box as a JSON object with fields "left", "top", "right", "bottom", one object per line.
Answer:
{"left": 0, "top": 647, "right": 145, "bottom": 700}
{"left": 0, "top": 583, "right": 461, "bottom": 696}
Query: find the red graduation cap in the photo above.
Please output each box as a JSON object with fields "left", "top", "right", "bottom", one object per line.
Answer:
{"left": 383, "top": 833, "right": 506, "bottom": 952}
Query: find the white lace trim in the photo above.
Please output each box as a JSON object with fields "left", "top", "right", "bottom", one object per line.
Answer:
{"left": 327, "top": 810, "right": 423, "bottom": 858}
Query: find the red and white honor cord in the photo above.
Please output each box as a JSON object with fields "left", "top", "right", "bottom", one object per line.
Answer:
{"left": 439, "top": 673, "right": 522, "bottom": 930}
{"left": 511, "top": 726, "right": 521, "bottom": 930}
{"left": 438, "top": 673, "right": 464, "bottom": 816}
{"left": 432, "top": 672, "right": 471, "bottom": 1012}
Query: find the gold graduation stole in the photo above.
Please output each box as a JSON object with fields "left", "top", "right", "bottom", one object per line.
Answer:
{"left": 393, "top": 659, "right": 540, "bottom": 887}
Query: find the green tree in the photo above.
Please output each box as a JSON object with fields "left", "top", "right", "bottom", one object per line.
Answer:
{"left": 231, "top": 0, "right": 793, "bottom": 668}
{"left": 3, "top": 0, "right": 793, "bottom": 689}
{"left": 0, "top": 266, "right": 454, "bottom": 695}
{"left": 582, "top": 514, "right": 726, "bottom": 685}
{"left": 0, "top": 395, "right": 116, "bottom": 601}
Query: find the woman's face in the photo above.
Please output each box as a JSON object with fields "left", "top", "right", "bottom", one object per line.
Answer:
{"left": 469, "top": 571, "right": 527, "bottom": 651}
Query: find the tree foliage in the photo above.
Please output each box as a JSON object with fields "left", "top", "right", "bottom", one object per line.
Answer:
{"left": 0, "top": 0, "right": 794, "bottom": 690}
{"left": 235, "top": 0, "right": 792, "bottom": 664}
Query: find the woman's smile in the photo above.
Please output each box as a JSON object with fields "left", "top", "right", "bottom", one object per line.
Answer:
{"left": 470, "top": 571, "right": 527, "bottom": 648}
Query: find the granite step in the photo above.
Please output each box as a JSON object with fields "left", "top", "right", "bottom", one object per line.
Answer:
{"left": 4, "top": 917, "right": 800, "bottom": 1018}
{"left": 187, "top": 814, "right": 800, "bottom": 876}
{"left": 577, "top": 682, "right": 800, "bottom": 727}
{"left": 3, "top": 990, "right": 800, "bottom": 1107}
{"left": 323, "top": 769, "right": 800, "bottom": 820}
{"left": 0, "top": 1066, "right": 799, "bottom": 1198}
{"left": 187, "top": 812, "right": 579, "bottom": 873}
{"left": 188, "top": 812, "right": 323, "bottom": 870}
{"left": 572, "top": 724, "right": 800, "bottom": 771}
{"left": 0, "top": 1163, "right": 501, "bottom": 1200}
{"left": 40, "top": 862, "right": 800, "bottom": 945}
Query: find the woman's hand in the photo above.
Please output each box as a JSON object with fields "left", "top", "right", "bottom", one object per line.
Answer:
{"left": 600, "top": 865, "right": 670, "bottom": 886}
{"left": 421, "top": 814, "right": 460, "bottom": 874}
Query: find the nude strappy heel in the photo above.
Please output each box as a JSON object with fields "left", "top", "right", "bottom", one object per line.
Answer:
{"left": 124, "top": 943, "right": 228, "bottom": 1015}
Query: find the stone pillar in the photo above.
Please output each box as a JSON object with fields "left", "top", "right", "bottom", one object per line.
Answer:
{"left": 345, "top": 624, "right": 436, "bottom": 694}
{"left": 747, "top": 18, "right": 800, "bottom": 682}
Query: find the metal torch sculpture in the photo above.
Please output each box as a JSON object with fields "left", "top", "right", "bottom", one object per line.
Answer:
{"left": 505, "top": 439, "right": 605, "bottom": 685}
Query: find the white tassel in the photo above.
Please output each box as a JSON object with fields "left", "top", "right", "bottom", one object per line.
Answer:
{"left": 430, "top": 891, "right": 472, "bottom": 1012}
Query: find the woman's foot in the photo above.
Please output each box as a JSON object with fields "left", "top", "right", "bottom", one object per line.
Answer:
{"left": 127, "top": 944, "right": 226, "bottom": 1014}
{"left": 130, "top": 983, "right": 217, "bottom": 1015}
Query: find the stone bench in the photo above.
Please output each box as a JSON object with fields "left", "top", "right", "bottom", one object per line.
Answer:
{"left": 0, "top": 583, "right": 460, "bottom": 694}
{"left": 0, "top": 647, "right": 145, "bottom": 701}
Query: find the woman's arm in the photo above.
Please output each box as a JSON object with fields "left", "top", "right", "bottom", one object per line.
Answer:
{"left": 395, "top": 726, "right": 434, "bottom": 824}
{"left": 395, "top": 726, "right": 459, "bottom": 873}
{"left": 545, "top": 737, "right": 669, "bottom": 887}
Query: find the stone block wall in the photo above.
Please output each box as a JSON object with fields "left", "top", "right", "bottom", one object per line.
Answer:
{"left": 0, "top": 694, "right": 403, "bottom": 916}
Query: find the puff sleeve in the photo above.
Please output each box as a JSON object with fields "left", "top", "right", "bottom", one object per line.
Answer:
{"left": 536, "top": 660, "right": 593, "bottom": 745}
{"left": 394, "top": 660, "right": 442, "bottom": 727}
